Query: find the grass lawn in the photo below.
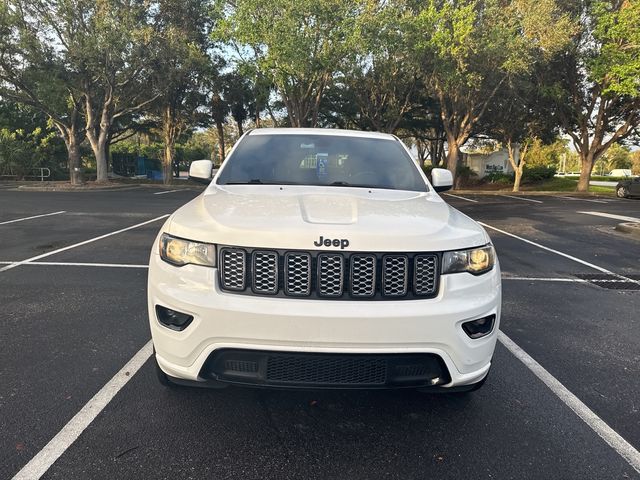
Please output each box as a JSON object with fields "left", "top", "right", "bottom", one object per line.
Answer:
{"left": 523, "top": 177, "right": 615, "bottom": 193}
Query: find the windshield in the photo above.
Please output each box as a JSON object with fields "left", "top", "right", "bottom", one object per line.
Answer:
{"left": 216, "top": 134, "right": 428, "bottom": 192}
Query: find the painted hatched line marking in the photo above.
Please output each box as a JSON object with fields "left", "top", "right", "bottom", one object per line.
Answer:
{"left": 0, "top": 214, "right": 169, "bottom": 273}
{"left": 0, "top": 211, "right": 66, "bottom": 225}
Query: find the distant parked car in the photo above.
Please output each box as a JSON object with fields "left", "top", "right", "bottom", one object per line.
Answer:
{"left": 609, "top": 169, "right": 633, "bottom": 177}
{"left": 616, "top": 177, "right": 640, "bottom": 198}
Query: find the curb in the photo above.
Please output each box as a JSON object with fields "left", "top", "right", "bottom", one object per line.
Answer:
{"left": 615, "top": 222, "right": 640, "bottom": 239}
{"left": 450, "top": 190, "right": 614, "bottom": 197}
{"left": 17, "top": 184, "right": 138, "bottom": 192}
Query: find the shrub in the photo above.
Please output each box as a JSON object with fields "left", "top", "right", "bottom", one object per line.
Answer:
{"left": 522, "top": 165, "right": 556, "bottom": 183}
{"left": 484, "top": 172, "right": 514, "bottom": 184}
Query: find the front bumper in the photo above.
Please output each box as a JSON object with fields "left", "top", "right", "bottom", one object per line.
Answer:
{"left": 148, "top": 252, "right": 501, "bottom": 389}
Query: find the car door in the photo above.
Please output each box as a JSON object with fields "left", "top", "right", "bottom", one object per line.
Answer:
{"left": 630, "top": 178, "right": 640, "bottom": 196}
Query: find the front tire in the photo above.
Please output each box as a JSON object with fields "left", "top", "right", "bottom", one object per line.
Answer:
{"left": 617, "top": 186, "right": 629, "bottom": 198}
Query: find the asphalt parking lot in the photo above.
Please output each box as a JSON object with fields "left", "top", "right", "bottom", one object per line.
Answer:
{"left": 1, "top": 185, "right": 639, "bottom": 479}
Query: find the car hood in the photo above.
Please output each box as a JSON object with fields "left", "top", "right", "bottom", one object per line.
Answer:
{"left": 167, "top": 185, "right": 489, "bottom": 252}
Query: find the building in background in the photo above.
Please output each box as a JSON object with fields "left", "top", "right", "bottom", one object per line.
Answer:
{"left": 461, "top": 147, "right": 518, "bottom": 177}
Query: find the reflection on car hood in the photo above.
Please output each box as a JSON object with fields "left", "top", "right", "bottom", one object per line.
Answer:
{"left": 167, "top": 185, "right": 489, "bottom": 252}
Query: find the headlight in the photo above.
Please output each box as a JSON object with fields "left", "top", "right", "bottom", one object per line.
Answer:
{"left": 442, "top": 245, "right": 495, "bottom": 275}
{"left": 159, "top": 233, "right": 216, "bottom": 267}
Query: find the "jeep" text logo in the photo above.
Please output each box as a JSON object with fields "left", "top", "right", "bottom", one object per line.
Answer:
{"left": 314, "top": 236, "right": 349, "bottom": 249}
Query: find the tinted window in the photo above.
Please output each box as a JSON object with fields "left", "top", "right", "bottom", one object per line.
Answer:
{"left": 217, "top": 134, "right": 427, "bottom": 192}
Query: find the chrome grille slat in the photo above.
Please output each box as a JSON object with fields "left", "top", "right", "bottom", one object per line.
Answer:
{"left": 252, "top": 251, "right": 278, "bottom": 294}
{"left": 318, "top": 254, "right": 345, "bottom": 297}
{"left": 350, "top": 255, "right": 376, "bottom": 297}
{"left": 218, "top": 248, "right": 438, "bottom": 299}
{"left": 285, "top": 252, "right": 311, "bottom": 296}
{"left": 382, "top": 255, "right": 408, "bottom": 296}
{"left": 220, "top": 248, "right": 246, "bottom": 290}
{"left": 414, "top": 255, "right": 437, "bottom": 295}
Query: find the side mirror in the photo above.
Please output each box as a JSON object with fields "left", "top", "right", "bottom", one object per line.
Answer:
{"left": 431, "top": 168, "right": 453, "bottom": 192}
{"left": 189, "top": 160, "right": 213, "bottom": 184}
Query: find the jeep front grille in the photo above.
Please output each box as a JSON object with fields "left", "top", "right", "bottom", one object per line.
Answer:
{"left": 218, "top": 247, "right": 439, "bottom": 300}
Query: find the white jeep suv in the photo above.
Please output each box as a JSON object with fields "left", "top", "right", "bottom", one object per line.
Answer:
{"left": 148, "top": 128, "right": 501, "bottom": 392}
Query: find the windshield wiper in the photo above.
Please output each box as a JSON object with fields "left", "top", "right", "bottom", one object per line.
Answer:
{"left": 328, "top": 181, "right": 381, "bottom": 189}
{"left": 223, "top": 179, "right": 301, "bottom": 185}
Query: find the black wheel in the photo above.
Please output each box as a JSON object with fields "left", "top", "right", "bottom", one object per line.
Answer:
{"left": 617, "top": 186, "right": 629, "bottom": 198}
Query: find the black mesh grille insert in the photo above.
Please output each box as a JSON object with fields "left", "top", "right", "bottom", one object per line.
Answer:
{"left": 201, "top": 350, "right": 451, "bottom": 388}
{"left": 266, "top": 355, "right": 387, "bottom": 385}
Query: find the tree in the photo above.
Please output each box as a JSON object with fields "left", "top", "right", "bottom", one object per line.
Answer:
{"left": 151, "top": 0, "right": 215, "bottom": 184}
{"left": 486, "top": 72, "right": 559, "bottom": 191}
{"left": 214, "top": 0, "right": 363, "bottom": 127}
{"left": 543, "top": 0, "right": 640, "bottom": 191}
{"left": 0, "top": 2, "right": 86, "bottom": 183}
{"left": 75, "top": 0, "right": 158, "bottom": 182}
{"left": 409, "top": 0, "right": 574, "bottom": 184}
{"left": 1, "top": 0, "right": 160, "bottom": 183}
{"left": 337, "top": 2, "right": 420, "bottom": 133}
{"left": 222, "top": 71, "right": 253, "bottom": 136}
{"left": 595, "top": 143, "right": 632, "bottom": 175}
{"left": 211, "top": 93, "right": 228, "bottom": 162}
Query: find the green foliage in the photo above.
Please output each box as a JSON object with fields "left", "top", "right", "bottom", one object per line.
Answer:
{"left": 214, "top": 0, "right": 365, "bottom": 126}
{"left": 525, "top": 138, "right": 571, "bottom": 168}
{"left": 594, "top": 143, "right": 632, "bottom": 175}
{"left": 0, "top": 127, "right": 58, "bottom": 178}
{"left": 484, "top": 172, "right": 514, "bottom": 184}
{"left": 590, "top": 0, "right": 640, "bottom": 97}
{"left": 522, "top": 165, "right": 556, "bottom": 182}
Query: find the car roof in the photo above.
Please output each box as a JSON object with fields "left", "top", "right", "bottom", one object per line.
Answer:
{"left": 247, "top": 128, "right": 397, "bottom": 141}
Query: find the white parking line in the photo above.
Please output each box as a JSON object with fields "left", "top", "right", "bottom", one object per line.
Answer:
{"left": 502, "top": 277, "right": 587, "bottom": 283}
{"left": 578, "top": 211, "right": 640, "bottom": 223}
{"left": 443, "top": 193, "right": 478, "bottom": 203}
{"left": 499, "top": 332, "right": 640, "bottom": 474}
{"left": 500, "top": 195, "right": 543, "bottom": 204}
{"left": 556, "top": 196, "right": 609, "bottom": 204}
{"left": 0, "top": 211, "right": 66, "bottom": 225}
{"left": 153, "top": 189, "right": 183, "bottom": 195}
{"left": 0, "top": 261, "right": 148, "bottom": 268}
{"left": 0, "top": 215, "right": 169, "bottom": 273}
{"left": 479, "top": 222, "right": 611, "bottom": 274}
{"left": 11, "top": 341, "right": 153, "bottom": 480}
{"left": 479, "top": 222, "right": 640, "bottom": 286}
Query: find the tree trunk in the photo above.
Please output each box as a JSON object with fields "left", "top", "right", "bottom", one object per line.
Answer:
{"left": 577, "top": 153, "right": 595, "bottom": 192}
{"left": 163, "top": 144, "right": 174, "bottom": 185}
{"left": 67, "top": 134, "right": 84, "bottom": 185}
{"left": 85, "top": 92, "right": 112, "bottom": 183}
{"left": 216, "top": 121, "right": 225, "bottom": 162}
{"left": 513, "top": 167, "right": 523, "bottom": 192}
{"left": 506, "top": 140, "right": 525, "bottom": 193}
{"left": 56, "top": 120, "right": 84, "bottom": 185}
{"left": 237, "top": 120, "right": 244, "bottom": 137}
{"left": 89, "top": 136, "right": 110, "bottom": 183}
{"left": 446, "top": 136, "right": 461, "bottom": 187}
{"left": 162, "top": 106, "right": 176, "bottom": 185}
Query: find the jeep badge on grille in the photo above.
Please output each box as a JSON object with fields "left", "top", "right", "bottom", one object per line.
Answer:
{"left": 314, "top": 236, "right": 349, "bottom": 249}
